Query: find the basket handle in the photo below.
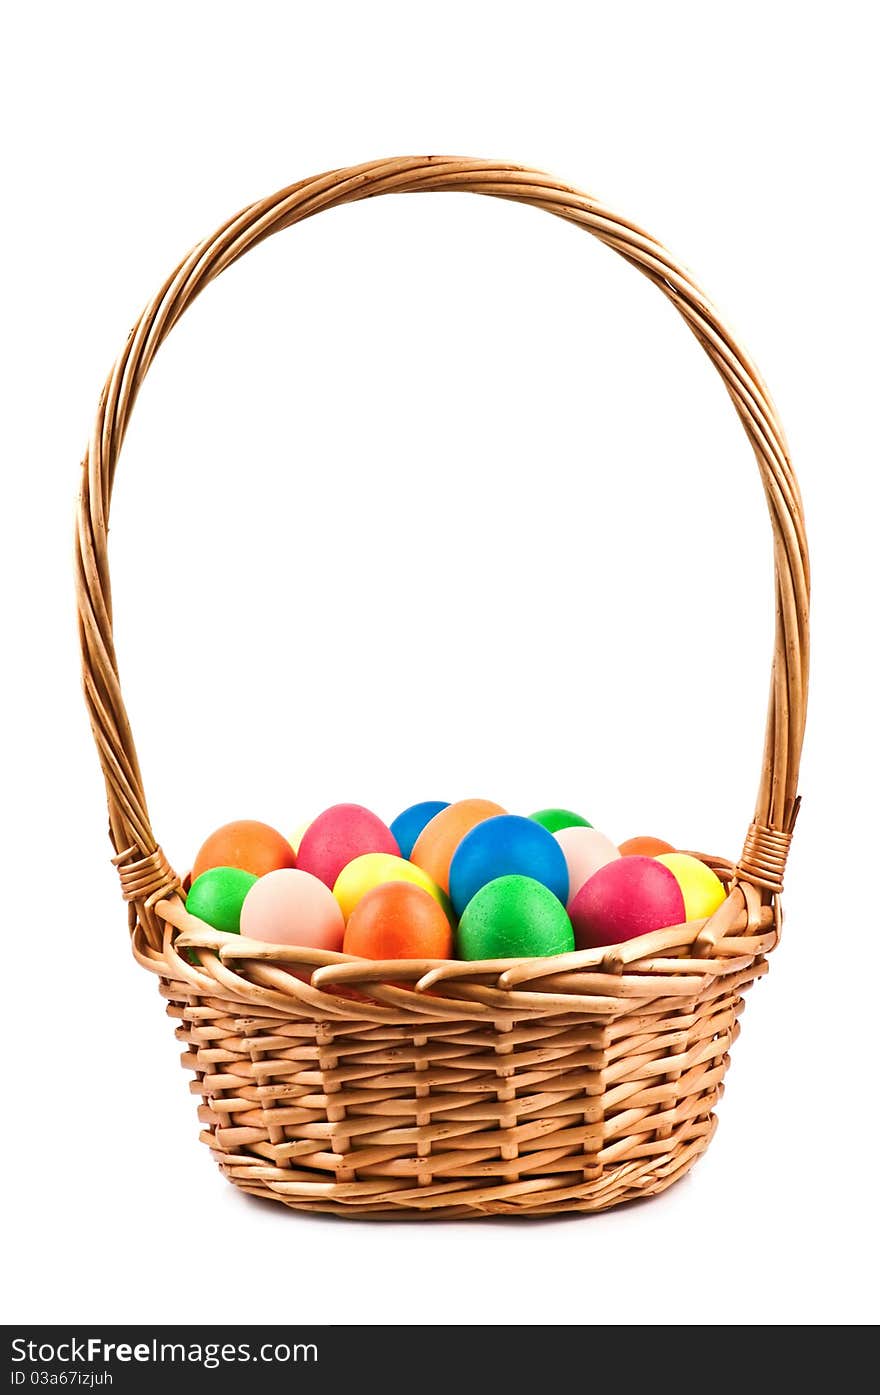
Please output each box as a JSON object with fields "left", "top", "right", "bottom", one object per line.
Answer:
{"left": 76, "top": 156, "right": 809, "bottom": 948}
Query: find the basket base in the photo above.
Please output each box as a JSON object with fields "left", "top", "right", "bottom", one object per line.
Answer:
{"left": 207, "top": 1115, "right": 716, "bottom": 1218}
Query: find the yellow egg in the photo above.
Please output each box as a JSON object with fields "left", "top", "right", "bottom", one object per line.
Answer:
{"left": 289, "top": 820, "right": 311, "bottom": 856}
{"left": 333, "top": 853, "right": 451, "bottom": 923}
{"left": 655, "top": 853, "right": 726, "bottom": 921}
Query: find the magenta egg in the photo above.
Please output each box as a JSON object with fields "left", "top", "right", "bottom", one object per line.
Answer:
{"left": 569, "top": 856, "right": 686, "bottom": 950}
{"left": 296, "top": 803, "right": 399, "bottom": 888}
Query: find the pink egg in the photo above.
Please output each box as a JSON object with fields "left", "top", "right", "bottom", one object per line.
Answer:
{"left": 296, "top": 803, "right": 400, "bottom": 888}
{"left": 239, "top": 868, "right": 345, "bottom": 950}
{"left": 569, "top": 856, "right": 686, "bottom": 950}
{"left": 554, "top": 826, "right": 621, "bottom": 907}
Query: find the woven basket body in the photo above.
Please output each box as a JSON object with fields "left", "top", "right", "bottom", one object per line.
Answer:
{"left": 77, "top": 157, "right": 809, "bottom": 1217}
{"left": 159, "top": 868, "right": 769, "bottom": 1216}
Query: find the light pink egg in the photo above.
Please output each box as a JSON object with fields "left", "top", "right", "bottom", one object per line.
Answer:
{"left": 240, "top": 868, "right": 345, "bottom": 950}
{"left": 554, "top": 827, "right": 621, "bottom": 907}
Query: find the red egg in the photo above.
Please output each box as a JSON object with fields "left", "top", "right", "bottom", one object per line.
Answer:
{"left": 569, "top": 856, "right": 686, "bottom": 950}
{"left": 296, "top": 803, "right": 399, "bottom": 889}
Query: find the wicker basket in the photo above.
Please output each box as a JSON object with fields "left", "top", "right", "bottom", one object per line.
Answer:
{"left": 76, "top": 156, "right": 809, "bottom": 1217}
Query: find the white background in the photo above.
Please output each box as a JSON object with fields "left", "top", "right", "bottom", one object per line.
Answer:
{"left": 2, "top": 1, "right": 878, "bottom": 1327}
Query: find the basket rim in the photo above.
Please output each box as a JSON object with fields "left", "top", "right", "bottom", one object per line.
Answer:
{"left": 140, "top": 852, "right": 776, "bottom": 1022}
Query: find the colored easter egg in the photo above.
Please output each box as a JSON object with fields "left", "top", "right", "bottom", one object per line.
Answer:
{"left": 410, "top": 798, "right": 506, "bottom": 893}
{"left": 449, "top": 815, "right": 569, "bottom": 917}
{"left": 239, "top": 868, "right": 345, "bottom": 950}
{"left": 333, "top": 852, "right": 450, "bottom": 923}
{"left": 655, "top": 853, "right": 726, "bottom": 921}
{"left": 569, "top": 856, "right": 686, "bottom": 950}
{"left": 619, "top": 835, "right": 675, "bottom": 857}
{"left": 530, "top": 808, "right": 592, "bottom": 834}
{"left": 185, "top": 866, "right": 257, "bottom": 935}
{"left": 296, "top": 804, "right": 399, "bottom": 888}
{"left": 389, "top": 801, "right": 451, "bottom": 860}
{"left": 456, "top": 875, "right": 575, "bottom": 960}
{"left": 192, "top": 820, "right": 297, "bottom": 880}
{"left": 343, "top": 882, "right": 453, "bottom": 960}
{"left": 554, "top": 826, "right": 621, "bottom": 906}
{"left": 289, "top": 820, "right": 311, "bottom": 855}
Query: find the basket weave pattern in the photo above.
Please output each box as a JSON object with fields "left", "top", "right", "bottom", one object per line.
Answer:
{"left": 77, "top": 157, "right": 809, "bottom": 1216}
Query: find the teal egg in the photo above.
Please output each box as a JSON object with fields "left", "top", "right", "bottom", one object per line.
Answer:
{"left": 455, "top": 874, "right": 575, "bottom": 960}
{"left": 186, "top": 866, "right": 257, "bottom": 935}
{"left": 530, "top": 808, "right": 592, "bottom": 834}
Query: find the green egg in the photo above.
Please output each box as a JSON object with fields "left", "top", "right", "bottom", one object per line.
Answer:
{"left": 456, "top": 874, "right": 575, "bottom": 960}
{"left": 186, "top": 866, "right": 258, "bottom": 935}
{"left": 529, "top": 808, "right": 592, "bottom": 834}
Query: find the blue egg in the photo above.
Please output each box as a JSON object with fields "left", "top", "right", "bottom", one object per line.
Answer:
{"left": 448, "top": 814, "right": 570, "bottom": 917}
{"left": 389, "top": 800, "right": 451, "bottom": 860}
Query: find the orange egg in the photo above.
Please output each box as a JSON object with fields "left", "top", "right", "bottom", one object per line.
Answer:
{"left": 192, "top": 820, "right": 297, "bottom": 880}
{"left": 410, "top": 798, "right": 506, "bottom": 893}
{"left": 618, "top": 835, "right": 675, "bottom": 857}
{"left": 343, "top": 882, "right": 453, "bottom": 960}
